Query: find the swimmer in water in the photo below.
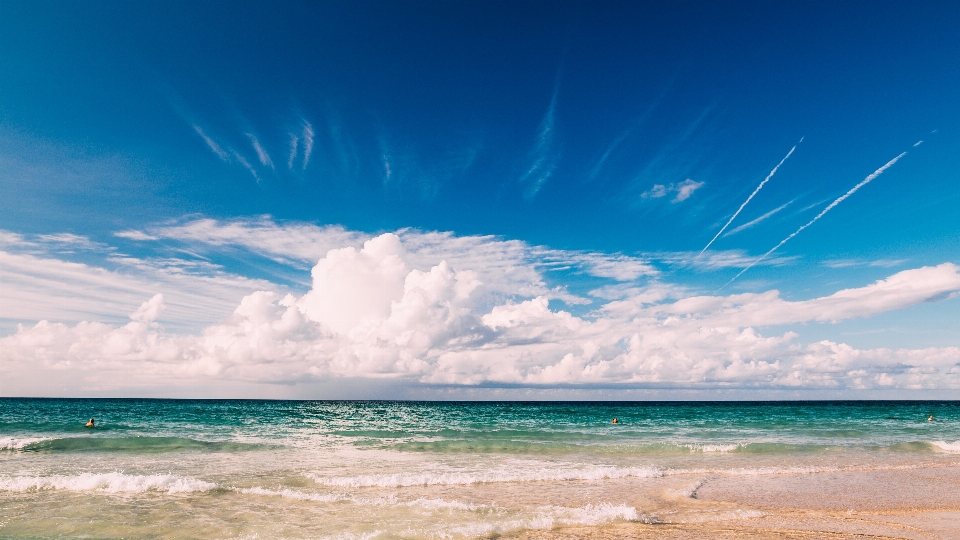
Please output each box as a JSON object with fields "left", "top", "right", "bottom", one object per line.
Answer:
{"left": 929, "top": 415, "right": 934, "bottom": 422}
{"left": 85, "top": 418, "right": 95, "bottom": 428}
{"left": 612, "top": 418, "right": 619, "bottom": 424}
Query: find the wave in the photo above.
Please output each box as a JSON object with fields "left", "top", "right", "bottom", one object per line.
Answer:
{"left": 684, "top": 443, "right": 740, "bottom": 453}
{"left": 0, "top": 473, "right": 217, "bottom": 494}
{"left": 241, "top": 487, "right": 648, "bottom": 536}
{"left": 240, "top": 487, "right": 480, "bottom": 510}
{"left": 310, "top": 464, "right": 662, "bottom": 488}
{"left": 388, "top": 439, "right": 844, "bottom": 456}
{"left": 16, "top": 436, "right": 272, "bottom": 454}
{"left": 446, "top": 503, "right": 652, "bottom": 538}
{"left": 930, "top": 440, "right": 960, "bottom": 453}
{"left": 0, "top": 437, "right": 52, "bottom": 450}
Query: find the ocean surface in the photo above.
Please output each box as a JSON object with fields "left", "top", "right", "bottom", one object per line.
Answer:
{"left": 2, "top": 399, "right": 959, "bottom": 538}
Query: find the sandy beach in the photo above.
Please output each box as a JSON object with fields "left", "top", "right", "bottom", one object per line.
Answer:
{"left": 510, "top": 465, "right": 960, "bottom": 540}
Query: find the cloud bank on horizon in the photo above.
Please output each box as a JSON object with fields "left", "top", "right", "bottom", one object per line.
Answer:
{"left": 3, "top": 219, "right": 959, "bottom": 396}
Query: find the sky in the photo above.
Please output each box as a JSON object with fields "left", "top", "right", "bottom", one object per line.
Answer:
{"left": 1, "top": 1, "right": 959, "bottom": 399}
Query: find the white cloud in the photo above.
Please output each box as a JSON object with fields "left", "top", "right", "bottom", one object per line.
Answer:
{"left": 301, "top": 121, "right": 314, "bottom": 170}
{"left": 640, "top": 184, "right": 667, "bottom": 199}
{"left": 120, "top": 217, "right": 656, "bottom": 296}
{"left": 192, "top": 126, "right": 229, "bottom": 161}
{"left": 287, "top": 133, "right": 299, "bottom": 169}
{"left": 640, "top": 179, "right": 704, "bottom": 202}
{"left": 114, "top": 230, "right": 159, "bottom": 241}
{"left": 3, "top": 227, "right": 958, "bottom": 394}
{"left": 520, "top": 87, "right": 560, "bottom": 197}
{"left": 649, "top": 249, "right": 796, "bottom": 271}
{"left": 247, "top": 134, "right": 274, "bottom": 168}
{"left": 0, "top": 247, "right": 280, "bottom": 334}
{"left": 672, "top": 179, "right": 704, "bottom": 202}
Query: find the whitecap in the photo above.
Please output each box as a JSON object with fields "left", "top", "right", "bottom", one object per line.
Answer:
{"left": 0, "top": 473, "right": 217, "bottom": 493}
{"left": 0, "top": 437, "right": 51, "bottom": 451}
{"left": 930, "top": 441, "right": 960, "bottom": 453}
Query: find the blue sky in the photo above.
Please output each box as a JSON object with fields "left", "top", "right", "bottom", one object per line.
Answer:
{"left": 1, "top": 1, "right": 959, "bottom": 398}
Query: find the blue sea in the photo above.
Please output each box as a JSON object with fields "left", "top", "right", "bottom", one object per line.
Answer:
{"left": 2, "top": 399, "right": 958, "bottom": 538}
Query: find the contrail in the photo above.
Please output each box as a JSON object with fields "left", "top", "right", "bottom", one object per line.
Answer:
{"left": 696, "top": 139, "right": 802, "bottom": 260}
{"left": 720, "top": 151, "right": 908, "bottom": 289}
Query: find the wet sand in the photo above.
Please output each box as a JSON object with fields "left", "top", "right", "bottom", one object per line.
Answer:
{"left": 507, "top": 465, "right": 960, "bottom": 540}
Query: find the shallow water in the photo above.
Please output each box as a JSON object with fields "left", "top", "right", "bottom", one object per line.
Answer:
{"left": 2, "top": 399, "right": 958, "bottom": 538}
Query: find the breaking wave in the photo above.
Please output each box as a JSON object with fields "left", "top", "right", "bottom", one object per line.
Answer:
{"left": 0, "top": 473, "right": 217, "bottom": 494}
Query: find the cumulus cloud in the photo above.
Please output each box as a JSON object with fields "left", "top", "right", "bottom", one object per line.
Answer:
{"left": 117, "top": 217, "right": 656, "bottom": 297}
{"left": 3, "top": 229, "right": 959, "bottom": 394}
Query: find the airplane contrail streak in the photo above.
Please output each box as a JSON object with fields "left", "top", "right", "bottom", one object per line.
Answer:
{"left": 720, "top": 151, "right": 908, "bottom": 289}
{"left": 696, "top": 140, "right": 802, "bottom": 260}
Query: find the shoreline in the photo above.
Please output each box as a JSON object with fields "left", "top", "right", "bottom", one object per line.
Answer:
{"left": 508, "top": 464, "right": 960, "bottom": 540}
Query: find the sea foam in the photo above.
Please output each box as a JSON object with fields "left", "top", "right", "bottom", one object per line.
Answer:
{"left": 0, "top": 437, "right": 51, "bottom": 451}
{"left": 0, "top": 473, "right": 217, "bottom": 493}
{"left": 446, "top": 503, "right": 652, "bottom": 538}
{"left": 240, "top": 486, "right": 480, "bottom": 510}
{"left": 930, "top": 441, "right": 960, "bottom": 453}
{"left": 311, "top": 464, "right": 662, "bottom": 488}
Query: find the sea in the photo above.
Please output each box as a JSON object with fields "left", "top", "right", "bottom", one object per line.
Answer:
{"left": 2, "top": 399, "right": 959, "bottom": 539}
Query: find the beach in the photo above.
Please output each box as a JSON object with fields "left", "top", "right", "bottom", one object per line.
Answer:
{"left": 507, "top": 466, "right": 960, "bottom": 539}
{"left": 2, "top": 399, "right": 958, "bottom": 539}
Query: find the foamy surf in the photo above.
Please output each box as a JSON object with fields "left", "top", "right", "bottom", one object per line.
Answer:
{"left": 240, "top": 486, "right": 481, "bottom": 510}
{"left": 685, "top": 443, "right": 741, "bottom": 453}
{"left": 310, "top": 464, "right": 662, "bottom": 488}
{"left": 0, "top": 473, "right": 217, "bottom": 494}
{"left": 445, "top": 503, "right": 651, "bottom": 538}
{"left": 0, "top": 437, "right": 51, "bottom": 451}
{"left": 930, "top": 441, "right": 960, "bottom": 453}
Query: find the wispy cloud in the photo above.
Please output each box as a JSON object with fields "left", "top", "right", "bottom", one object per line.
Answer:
{"left": 649, "top": 249, "right": 796, "bottom": 271}
{"left": 301, "top": 121, "right": 314, "bottom": 170}
{"left": 589, "top": 129, "right": 630, "bottom": 181}
{"left": 823, "top": 258, "right": 908, "bottom": 269}
{"left": 588, "top": 82, "right": 671, "bottom": 181}
{"left": 640, "top": 179, "right": 704, "bottom": 202}
{"left": 697, "top": 141, "right": 800, "bottom": 258}
{"left": 287, "top": 133, "right": 299, "bottom": 169}
{"left": 723, "top": 150, "right": 908, "bottom": 288}
{"left": 230, "top": 150, "right": 260, "bottom": 184}
{"left": 520, "top": 86, "right": 560, "bottom": 198}
{"left": 383, "top": 154, "right": 393, "bottom": 182}
{"left": 247, "top": 134, "right": 274, "bottom": 168}
{"left": 36, "top": 233, "right": 116, "bottom": 253}
{"left": 722, "top": 200, "right": 794, "bottom": 237}
{"left": 192, "top": 126, "right": 229, "bottom": 161}
{"left": 114, "top": 230, "right": 159, "bottom": 241}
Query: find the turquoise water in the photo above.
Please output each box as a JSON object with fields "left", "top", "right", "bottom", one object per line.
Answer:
{"left": 4, "top": 399, "right": 958, "bottom": 453}
{"left": 2, "top": 399, "right": 959, "bottom": 538}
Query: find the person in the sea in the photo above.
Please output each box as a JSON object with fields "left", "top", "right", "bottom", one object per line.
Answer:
{"left": 85, "top": 418, "right": 95, "bottom": 428}
{"left": 929, "top": 415, "right": 934, "bottom": 422}
{"left": 611, "top": 418, "right": 619, "bottom": 424}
